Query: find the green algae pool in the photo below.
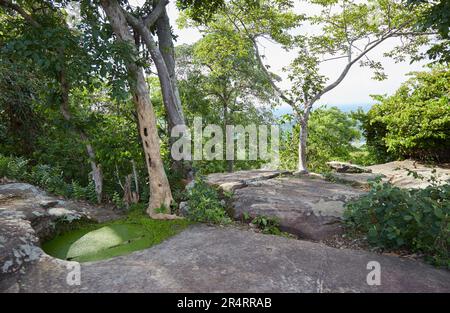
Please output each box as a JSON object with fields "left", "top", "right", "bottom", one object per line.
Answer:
{"left": 42, "top": 210, "right": 191, "bottom": 263}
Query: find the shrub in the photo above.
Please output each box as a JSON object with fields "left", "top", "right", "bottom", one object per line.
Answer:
{"left": 251, "top": 215, "right": 283, "bottom": 235}
{"left": 29, "top": 164, "right": 68, "bottom": 196}
{"left": 85, "top": 180, "right": 98, "bottom": 203}
{"left": 185, "top": 177, "right": 231, "bottom": 224}
{"left": 0, "top": 155, "right": 10, "bottom": 178}
{"left": 112, "top": 191, "right": 125, "bottom": 209}
{"left": 71, "top": 180, "right": 87, "bottom": 200}
{"left": 279, "top": 107, "right": 362, "bottom": 172}
{"left": 344, "top": 178, "right": 450, "bottom": 267}
{"left": 362, "top": 66, "right": 450, "bottom": 162}
{"left": 0, "top": 155, "right": 29, "bottom": 180}
{"left": 0, "top": 153, "right": 102, "bottom": 202}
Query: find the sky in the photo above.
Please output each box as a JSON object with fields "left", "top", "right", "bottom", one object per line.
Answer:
{"left": 131, "top": 0, "right": 430, "bottom": 111}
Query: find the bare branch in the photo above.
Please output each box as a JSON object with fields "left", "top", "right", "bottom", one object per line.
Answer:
{"left": 320, "top": 55, "right": 349, "bottom": 63}
{"left": 310, "top": 32, "right": 396, "bottom": 105}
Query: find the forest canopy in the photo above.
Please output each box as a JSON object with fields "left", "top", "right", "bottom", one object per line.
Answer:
{"left": 0, "top": 0, "right": 448, "bottom": 215}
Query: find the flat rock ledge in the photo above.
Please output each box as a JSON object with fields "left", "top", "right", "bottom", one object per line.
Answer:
{"left": 0, "top": 183, "right": 121, "bottom": 291}
{"left": 327, "top": 161, "right": 372, "bottom": 174}
{"left": 207, "top": 170, "right": 364, "bottom": 240}
{"left": 3, "top": 225, "right": 450, "bottom": 293}
{"left": 328, "top": 160, "right": 450, "bottom": 189}
{"left": 1, "top": 182, "right": 449, "bottom": 293}
{"left": 206, "top": 170, "right": 292, "bottom": 192}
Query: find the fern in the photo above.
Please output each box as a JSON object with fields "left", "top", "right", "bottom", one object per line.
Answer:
{"left": 112, "top": 191, "right": 124, "bottom": 209}
{"left": 71, "top": 180, "right": 86, "bottom": 200}
{"left": 86, "top": 180, "right": 98, "bottom": 203}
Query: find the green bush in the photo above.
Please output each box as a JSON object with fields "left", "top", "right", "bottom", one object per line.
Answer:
{"left": 251, "top": 215, "right": 283, "bottom": 235}
{"left": 0, "top": 155, "right": 11, "bottom": 178}
{"left": 362, "top": 66, "right": 450, "bottom": 163}
{"left": 0, "top": 153, "right": 99, "bottom": 203}
{"left": 29, "top": 164, "right": 68, "bottom": 196}
{"left": 70, "top": 180, "right": 87, "bottom": 200}
{"left": 0, "top": 155, "right": 29, "bottom": 180}
{"left": 344, "top": 178, "right": 450, "bottom": 268}
{"left": 85, "top": 180, "right": 98, "bottom": 203}
{"left": 185, "top": 177, "right": 232, "bottom": 224}
{"left": 279, "top": 107, "right": 362, "bottom": 173}
{"left": 111, "top": 191, "right": 125, "bottom": 209}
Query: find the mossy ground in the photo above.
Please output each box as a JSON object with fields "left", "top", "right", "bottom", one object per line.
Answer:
{"left": 42, "top": 206, "right": 191, "bottom": 263}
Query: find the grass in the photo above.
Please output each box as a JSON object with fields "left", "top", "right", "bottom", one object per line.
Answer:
{"left": 42, "top": 206, "right": 191, "bottom": 263}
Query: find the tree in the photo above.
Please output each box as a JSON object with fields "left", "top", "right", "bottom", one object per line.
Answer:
{"left": 175, "top": 27, "right": 276, "bottom": 172}
{"left": 100, "top": 0, "right": 178, "bottom": 219}
{"left": 118, "top": 0, "right": 185, "bottom": 132}
{"left": 0, "top": 60, "right": 44, "bottom": 158}
{"left": 279, "top": 107, "right": 362, "bottom": 172}
{"left": 407, "top": 0, "right": 450, "bottom": 63}
{"left": 195, "top": 0, "right": 437, "bottom": 173}
{"left": 363, "top": 65, "right": 450, "bottom": 162}
{"left": 0, "top": 0, "right": 105, "bottom": 202}
{"left": 1, "top": 0, "right": 181, "bottom": 216}
{"left": 176, "top": 0, "right": 225, "bottom": 23}
{"left": 179, "top": 0, "right": 297, "bottom": 172}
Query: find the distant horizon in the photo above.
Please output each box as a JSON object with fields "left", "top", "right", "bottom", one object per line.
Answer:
{"left": 273, "top": 103, "right": 373, "bottom": 117}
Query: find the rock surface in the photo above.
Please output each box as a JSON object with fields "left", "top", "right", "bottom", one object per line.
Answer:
{"left": 368, "top": 160, "right": 450, "bottom": 189}
{"left": 207, "top": 170, "right": 291, "bottom": 192}
{"left": 0, "top": 183, "right": 121, "bottom": 290}
{"left": 327, "top": 172, "right": 385, "bottom": 188}
{"left": 2, "top": 225, "right": 450, "bottom": 293}
{"left": 230, "top": 176, "right": 364, "bottom": 240}
{"left": 327, "top": 161, "right": 372, "bottom": 173}
{"left": 206, "top": 171, "right": 364, "bottom": 240}
{"left": 1, "top": 182, "right": 450, "bottom": 293}
{"left": 329, "top": 160, "right": 450, "bottom": 189}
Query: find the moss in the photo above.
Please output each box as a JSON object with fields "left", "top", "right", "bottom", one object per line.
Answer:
{"left": 42, "top": 207, "right": 191, "bottom": 263}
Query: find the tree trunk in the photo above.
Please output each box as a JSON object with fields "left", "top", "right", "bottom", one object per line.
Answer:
{"left": 224, "top": 101, "right": 233, "bottom": 173}
{"left": 58, "top": 69, "right": 103, "bottom": 203}
{"left": 297, "top": 107, "right": 312, "bottom": 175}
{"left": 155, "top": 6, "right": 189, "bottom": 174}
{"left": 83, "top": 134, "right": 103, "bottom": 203}
{"left": 124, "top": 3, "right": 189, "bottom": 175}
{"left": 155, "top": 5, "right": 184, "bottom": 122}
{"left": 101, "top": 0, "right": 178, "bottom": 219}
{"left": 125, "top": 12, "right": 184, "bottom": 130}
{"left": 135, "top": 86, "right": 174, "bottom": 216}
{"left": 297, "top": 119, "right": 308, "bottom": 174}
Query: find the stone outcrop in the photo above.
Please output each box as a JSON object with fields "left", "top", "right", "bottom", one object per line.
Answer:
{"left": 0, "top": 183, "right": 120, "bottom": 291}
{"left": 368, "top": 160, "right": 450, "bottom": 189}
{"left": 206, "top": 170, "right": 364, "bottom": 240}
{"left": 327, "top": 161, "right": 372, "bottom": 173}
{"left": 1, "top": 181, "right": 450, "bottom": 293}
{"left": 328, "top": 160, "right": 450, "bottom": 189}
{"left": 4, "top": 225, "right": 450, "bottom": 293}
{"left": 232, "top": 176, "right": 364, "bottom": 240}
{"left": 207, "top": 170, "right": 291, "bottom": 192}
{"left": 327, "top": 172, "right": 385, "bottom": 188}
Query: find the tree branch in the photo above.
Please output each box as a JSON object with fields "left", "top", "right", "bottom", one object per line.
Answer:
{"left": 143, "top": 0, "right": 168, "bottom": 27}
{"left": 310, "top": 32, "right": 394, "bottom": 105}
{"left": 0, "top": 0, "right": 41, "bottom": 27}
{"left": 251, "top": 38, "right": 293, "bottom": 106}
{"left": 320, "top": 55, "right": 349, "bottom": 63}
